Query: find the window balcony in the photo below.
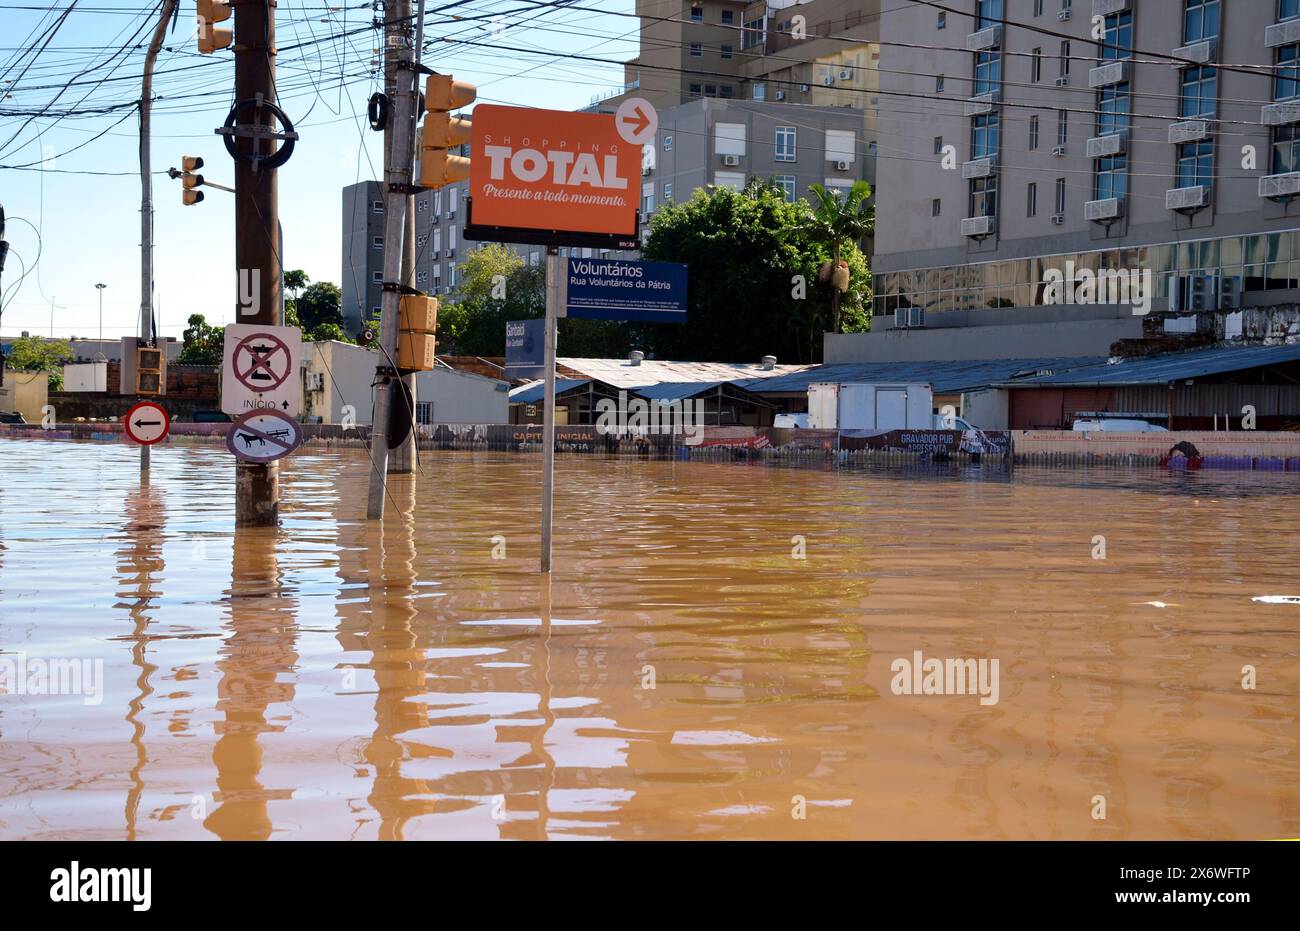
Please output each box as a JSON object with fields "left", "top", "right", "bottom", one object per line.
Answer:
{"left": 961, "top": 215, "right": 996, "bottom": 238}
{"left": 1259, "top": 172, "right": 1300, "bottom": 200}
{"left": 1265, "top": 19, "right": 1300, "bottom": 49}
{"left": 1166, "top": 186, "right": 1210, "bottom": 211}
{"left": 963, "top": 91, "right": 1000, "bottom": 117}
{"left": 961, "top": 157, "right": 996, "bottom": 179}
{"left": 1262, "top": 101, "right": 1300, "bottom": 126}
{"left": 1172, "top": 39, "right": 1216, "bottom": 64}
{"left": 1086, "top": 131, "right": 1128, "bottom": 159}
{"left": 1088, "top": 60, "right": 1130, "bottom": 89}
{"left": 965, "top": 25, "right": 1002, "bottom": 52}
{"left": 1168, "top": 120, "right": 1210, "bottom": 144}
{"left": 1084, "top": 197, "right": 1124, "bottom": 222}
{"left": 1092, "top": 0, "right": 1129, "bottom": 15}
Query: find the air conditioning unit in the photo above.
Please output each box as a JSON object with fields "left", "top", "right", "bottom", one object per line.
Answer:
{"left": 894, "top": 306, "right": 925, "bottom": 329}
{"left": 774, "top": 90, "right": 786, "bottom": 100}
{"left": 1052, "top": 144, "right": 1067, "bottom": 156}
{"left": 961, "top": 215, "right": 996, "bottom": 238}
{"left": 1057, "top": 9, "right": 1072, "bottom": 21}
{"left": 1259, "top": 171, "right": 1300, "bottom": 200}
{"left": 642, "top": 164, "right": 652, "bottom": 176}
{"left": 1051, "top": 213, "right": 1066, "bottom": 225}
{"left": 431, "top": 250, "right": 440, "bottom": 259}
{"left": 800, "top": 84, "right": 810, "bottom": 93}
{"left": 1219, "top": 274, "right": 1243, "bottom": 310}
{"left": 1262, "top": 101, "right": 1300, "bottom": 126}
{"left": 1166, "top": 185, "right": 1210, "bottom": 212}
{"left": 1085, "top": 130, "right": 1127, "bottom": 159}
{"left": 1084, "top": 197, "right": 1124, "bottom": 222}
{"left": 1089, "top": 60, "right": 1130, "bottom": 89}
{"left": 961, "top": 156, "right": 996, "bottom": 179}
{"left": 834, "top": 159, "right": 851, "bottom": 171}
{"left": 822, "top": 75, "right": 835, "bottom": 86}
{"left": 1172, "top": 39, "right": 1217, "bottom": 64}
{"left": 722, "top": 154, "right": 741, "bottom": 167}
{"left": 839, "top": 69, "right": 852, "bottom": 80}
{"left": 1054, "top": 75, "right": 1070, "bottom": 86}
{"left": 965, "top": 25, "right": 1003, "bottom": 52}
{"left": 1265, "top": 18, "right": 1300, "bottom": 49}
{"left": 1168, "top": 119, "right": 1210, "bottom": 144}
{"left": 963, "top": 91, "right": 1000, "bottom": 116}
{"left": 306, "top": 372, "right": 325, "bottom": 391}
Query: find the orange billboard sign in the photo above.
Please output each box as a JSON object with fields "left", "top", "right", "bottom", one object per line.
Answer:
{"left": 467, "top": 104, "right": 640, "bottom": 243}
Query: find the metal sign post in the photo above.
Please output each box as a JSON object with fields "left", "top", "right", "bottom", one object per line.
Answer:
{"left": 540, "top": 247, "right": 560, "bottom": 573}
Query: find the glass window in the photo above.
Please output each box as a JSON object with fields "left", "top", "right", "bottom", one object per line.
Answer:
{"left": 1183, "top": 0, "right": 1220, "bottom": 43}
{"left": 975, "top": 51, "right": 1002, "bottom": 95}
{"left": 720, "top": 85, "right": 733, "bottom": 98}
{"left": 1057, "top": 109, "right": 1068, "bottom": 145}
{"left": 721, "top": 45, "right": 733, "bottom": 60}
{"left": 775, "top": 126, "right": 796, "bottom": 161}
{"left": 936, "top": 74, "right": 945, "bottom": 92}
{"left": 1180, "top": 66, "right": 1217, "bottom": 118}
{"left": 1276, "top": 44, "right": 1300, "bottom": 101}
{"left": 1054, "top": 177, "right": 1067, "bottom": 213}
{"left": 1034, "top": 0, "right": 1043, "bottom": 14}
{"left": 752, "top": 83, "right": 765, "bottom": 101}
{"left": 689, "top": 43, "right": 703, "bottom": 58}
{"left": 971, "top": 112, "right": 1000, "bottom": 159}
{"left": 1029, "top": 115, "right": 1039, "bottom": 150}
{"left": 690, "top": 5, "right": 703, "bottom": 22}
{"left": 1059, "top": 41, "right": 1070, "bottom": 78}
{"left": 1094, "top": 155, "right": 1127, "bottom": 201}
{"left": 969, "top": 176, "right": 997, "bottom": 218}
{"left": 937, "top": 11, "right": 946, "bottom": 29}
{"left": 1177, "top": 140, "right": 1213, "bottom": 188}
{"left": 933, "top": 135, "right": 944, "bottom": 155}
{"left": 1097, "top": 83, "right": 1131, "bottom": 135}
{"left": 1101, "top": 11, "right": 1133, "bottom": 61}
{"left": 775, "top": 175, "right": 796, "bottom": 202}
{"left": 1272, "top": 124, "right": 1300, "bottom": 173}
{"left": 721, "top": 10, "right": 733, "bottom": 25}
{"left": 689, "top": 83, "right": 701, "bottom": 95}
{"left": 1032, "top": 49, "right": 1042, "bottom": 83}
{"left": 663, "top": 182, "right": 673, "bottom": 202}
{"left": 975, "top": 0, "right": 1003, "bottom": 30}
{"left": 663, "top": 134, "right": 673, "bottom": 151}
{"left": 932, "top": 198, "right": 942, "bottom": 216}
{"left": 1027, "top": 182, "right": 1037, "bottom": 217}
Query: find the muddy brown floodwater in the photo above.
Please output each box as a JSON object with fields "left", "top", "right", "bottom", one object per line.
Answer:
{"left": 0, "top": 438, "right": 1296, "bottom": 840}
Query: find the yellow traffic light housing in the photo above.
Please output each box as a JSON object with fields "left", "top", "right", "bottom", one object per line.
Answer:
{"left": 197, "top": 0, "right": 232, "bottom": 55}
{"left": 397, "top": 294, "right": 438, "bottom": 370}
{"left": 178, "top": 154, "right": 205, "bottom": 205}
{"left": 182, "top": 155, "right": 204, "bottom": 172}
{"left": 418, "top": 74, "right": 475, "bottom": 189}
{"left": 135, "top": 347, "right": 163, "bottom": 395}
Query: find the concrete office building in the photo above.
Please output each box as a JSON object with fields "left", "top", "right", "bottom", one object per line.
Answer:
{"left": 851, "top": 0, "right": 1300, "bottom": 364}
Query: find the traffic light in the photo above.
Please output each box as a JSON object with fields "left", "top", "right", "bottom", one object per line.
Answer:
{"left": 179, "top": 155, "right": 204, "bottom": 205}
{"left": 418, "top": 74, "right": 475, "bottom": 189}
{"left": 196, "top": 0, "right": 232, "bottom": 55}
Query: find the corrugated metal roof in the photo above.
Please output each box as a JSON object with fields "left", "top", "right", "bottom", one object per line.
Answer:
{"left": 555, "top": 357, "right": 809, "bottom": 389}
{"left": 633, "top": 381, "right": 729, "bottom": 401}
{"left": 508, "top": 378, "right": 590, "bottom": 404}
{"left": 999, "top": 343, "right": 1300, "bottom": 387}
{"left": 748, "top": 356, "right": 1106, "bottom": 394}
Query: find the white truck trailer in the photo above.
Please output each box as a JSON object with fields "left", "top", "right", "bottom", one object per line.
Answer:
{"left": 807, "top": 383, "right": 935, "bottom": 431}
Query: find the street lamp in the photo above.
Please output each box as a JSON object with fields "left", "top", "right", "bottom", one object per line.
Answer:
{"left": 95, "top": 283, "right": 107, "bottom": 346}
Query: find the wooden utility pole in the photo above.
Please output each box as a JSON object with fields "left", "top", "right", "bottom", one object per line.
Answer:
{"left": 366, "top": 1, "right": 418, "bottom": 517}
{"left": 139, "top": 1, "right": 177, "bottom": 475}
{"left": 232, "top": 0, "right": 283, "bottom": 526}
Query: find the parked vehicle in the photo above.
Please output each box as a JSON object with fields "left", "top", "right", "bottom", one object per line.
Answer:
{"left": 807, "top": 383, "right": 934, "bottom": 431}
{"left": 1072, "top": 418, "right": 1168, "bottom": 433}
{"left": 773, "top": 413, "right": 809, "bottom": 429}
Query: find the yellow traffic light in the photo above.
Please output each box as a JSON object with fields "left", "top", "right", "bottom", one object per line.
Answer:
{"left": 196, "top": 0, "right": 232, "bottom": 55}
{"left": 418, "top": 74, "right": 475, "bottom": 189}
{"left": 183, "top": 189, "right": 205, "bottom": 206}
{"left": 182, "top": 155, "right": 204, "bottom": 172}
{"left": 397, "top": 294, "right": 437, "bottom": 370}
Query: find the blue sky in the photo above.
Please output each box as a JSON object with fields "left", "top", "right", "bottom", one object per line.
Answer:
{"left": 0, "top": 1, "right": 637, "bottom": 340}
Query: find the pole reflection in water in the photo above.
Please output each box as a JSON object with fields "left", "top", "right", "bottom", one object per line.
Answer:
{"left": 115, "top": 474, "right": 165, "bottom": 841}
{"left": 205, "top": 526, "right": 299, "bottom": 840}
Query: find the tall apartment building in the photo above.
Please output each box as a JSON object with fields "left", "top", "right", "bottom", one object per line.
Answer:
{"left": 859, "top": 0, "right": 1300, "bottom": 362}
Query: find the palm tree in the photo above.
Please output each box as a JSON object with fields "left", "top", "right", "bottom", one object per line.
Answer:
{"left": 802, "top": 180, "right": 873, "bottom": 334}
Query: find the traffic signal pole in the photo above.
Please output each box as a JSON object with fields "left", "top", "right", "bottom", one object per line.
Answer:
{"left": 390, "top": 0, "right": 422, "bottom": 475}
{"left": 139, "top": 0, "right": 177, "bottom": 475}
{"left": 366, "top": 2, "right": 418, "bottom": 519}
{"left": 232, "top": 0, "right": 283, "bottom": 526}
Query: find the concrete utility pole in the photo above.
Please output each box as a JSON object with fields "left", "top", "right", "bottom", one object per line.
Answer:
{"left": 139, "top": 0, "right": 175, "bottom": 475}
{"left": 390, "top": 0, "right": 422, "bottom": 474}
{"left": 366, "top": 2, "right": 418, "bottom": 518}
{"left": 233, "top": 0, "right": 284, "bottom": 526}
{"left": 540, "top": 247, "right": 560, "bottom": 573}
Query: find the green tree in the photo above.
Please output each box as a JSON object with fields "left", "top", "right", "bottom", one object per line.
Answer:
{"left": 437, "top": 244, "right": 548, "bottom": 355}
{"left": 178, "top": 313, "right": 223, "bottom": 365}
{"left": 640, "top": 179, "right": 869, "bottom": 363}
{"left": 7, "top": 335, "right": 73, "bottom": 389}
{"left": 284, "top": 269, "right": 309, "bottom": 329}
{"left": 295, "top": 281, "right": 343, "bottom": 334}
{"left": 798, "top": 180, "right": 875, "bottom": 334}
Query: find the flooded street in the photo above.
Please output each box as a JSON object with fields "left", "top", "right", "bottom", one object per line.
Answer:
{"left": 0, "top": 437, "right": 1296, "bottom": 840}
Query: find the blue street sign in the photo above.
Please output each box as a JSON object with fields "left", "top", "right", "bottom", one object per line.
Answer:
{"left": 505, "top": 318, "right": 546, "bottom": 379}
{"left": 565, "top": 257, "right": 688, "bottom": 323}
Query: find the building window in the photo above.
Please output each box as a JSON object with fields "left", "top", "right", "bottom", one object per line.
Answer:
{"left": 720, "top": 85, "right": 734, "bottom": 98}
{"left": 753, "top": 83, "right": 766, "bottom": 100}
{"left": 1031, "top": 48, "right": 1042, "bottom": 83}
{"left": 1276, "top": 43, "right": 1300, "bottom": 101}
{"left": 1180, "top": 66, "right": 1217, "bottom": 118}
{"left": 1177, "top": 140, "right": 1214, "bottom": 188}
{"left": 1271, "top": 124, "right": 1300, "bottom": 173}
{"left": 371, "top": 305, "right": 381, "bottom": 316}
{"left": 1059, "top": 40, "right": 1070, "bottom": 79}
{"left": 974, "top": 51, "right": 1002, "bottom": 96}
{"left": 689, "top": 83, "right": 702, "bottom": 95}
{"left": 976, "top": 0, "right": 1003, "bottom": 29}
{"left": 371, "top": 200, "right": 382, "bottom": 213}
{"left": 416, "top": 401, "right": 434, "bottom": 425}
{"left": 448, "top": 187, "right": 458, "bottom": 213}
{"left": 372, "top": 236, "right": 383, "bottom": 248}
{"left": 936, "top": 74, "right": 945, "bottom": 92}
{"left": 721, "top": 10, "right": 733, "bottom": 25}
{"left": 1034, "top": 0, "right": 1043, "bottom": 15}
{"left": 775, "top": 126, "right": 796, "bottom": 161}
{"left": 1097, "top": 83, "right": 1131, "bottom": 135}
{"left": 937, "top": 11, "right": 946, "bottom": 29}
{"left": 1027, "top": 182, "right": 1038, "bottom": 217}
{"left": 1094, "top": 155, "right": 1127, "bottom": 201}
{"left": 432, "top": 190, "right": 441, "bottom": 215}
{"left": 968, "top": 176, "right": 997, "bottom": 218}
{"left": 1055, "top": 178, "right": 1067, "bottom": 214}
{"left": 642, "top": 182, "right": 656, "bottom": 215}
{"left": 775, "top": 175, "right": 796, "bottom": 202}
{"left": 1184, "top": 0, "right": 1220, "bottom": 43}
{"left": 1285, "top": 0, "right": 1300, "bottom": 22}
{"left": 690, "top": 5, "right": 702, "bottom": 22}
{"left": 705, "top": 84, "right": 718, "bottom": 97}
{"left": 1029, "top": 115, "right": 1039, "bottom": 150}
{"left": 689, "top": 43, "right": 703, "bottom": 58}
{"left": 721, "top": 45, "right": 733, "bottom": 60}
{"left": 664, "top": 182, "right": 673, "bottom": 202}
{"left": 663, "top": 134, "right": 673, "bottom": 151}
{"left": 970, "top": 112, "right": 1000, "bottom": 160}
{"left": 933, "top": 135, "right": 944, "bottom": 155}
{"left": 932, "top": 198, "right": 941, "bottom": 216}
{"left": 371, "top": 271, "right": 382, "bottom": 283}
{"left": 1056, "top": 109, "right": 1068, "bottom": 145}
{"left": 1100, "top": 12, "right": 1133, "bottom": 61}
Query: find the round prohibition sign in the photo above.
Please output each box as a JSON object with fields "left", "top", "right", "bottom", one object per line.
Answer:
{"left": 226, "top": 409, "right": 303, "bottom": 464}
{"left": 233, "top": 332, "right": 292, "bottom": 393}
{"left": 123, "top": 401, "right": 170, "bottom": 445}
